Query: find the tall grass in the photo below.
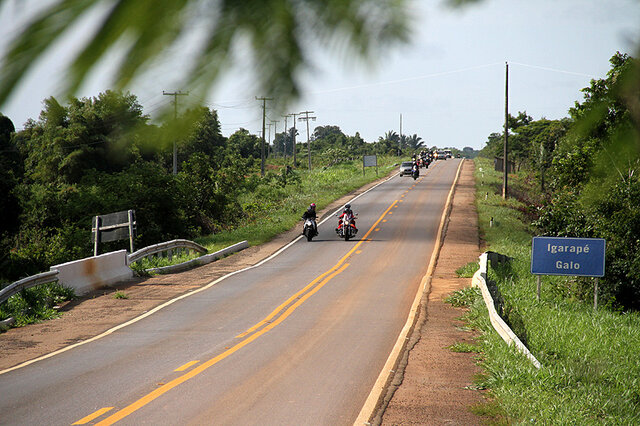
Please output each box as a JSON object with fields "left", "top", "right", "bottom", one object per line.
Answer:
{"left": 196, "top": 157, "right": 398, "bottom": 252}
{"left": 461, "top": 157, "right": 640, "bottom": 424}
{"left": 0, "top": 282, "right": 76, "bottom": 327}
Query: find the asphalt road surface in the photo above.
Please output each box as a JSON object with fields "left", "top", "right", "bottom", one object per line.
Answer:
{"left": 0, "top": 159, "right": 462, "bottom": 426}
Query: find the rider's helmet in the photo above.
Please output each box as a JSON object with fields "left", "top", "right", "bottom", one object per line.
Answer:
{"left": 345, "top": 204, "right": 351, "bottom": 210}
{"left": 310, "top": 203, "right": 316, "bottom": 210}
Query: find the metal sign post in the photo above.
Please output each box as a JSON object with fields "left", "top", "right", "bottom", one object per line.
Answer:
{"left": 363, "top": 155, "right": 378, "bottom": 176}
{"left": 92, "top": 210, "right": 137, "bottom": 256}
{"left": 531, "top": 236, "right": 605, "bottom": 309}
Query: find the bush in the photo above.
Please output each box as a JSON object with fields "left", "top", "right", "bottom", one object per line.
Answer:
{"left": 0, "top": 282, "right": 75, "bottom": 327}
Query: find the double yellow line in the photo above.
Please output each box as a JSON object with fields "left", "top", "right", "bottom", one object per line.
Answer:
{"left": 75, "top": 199, "right": 399, "bottom": 425}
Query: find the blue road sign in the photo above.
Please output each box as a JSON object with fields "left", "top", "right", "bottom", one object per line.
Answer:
{"left": 531, "top": 237, "right": 605, "bottom": 277}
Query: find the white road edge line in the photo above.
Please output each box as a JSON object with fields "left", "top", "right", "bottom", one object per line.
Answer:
{"left": 353, "top": 159, "right": 464, "bottom": 425}
{"left": 0, "top": 170, "right": 400, "bottom": 375}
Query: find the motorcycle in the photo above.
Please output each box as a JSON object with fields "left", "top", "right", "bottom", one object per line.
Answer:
{"left": 412, "top": 166, "right": 419, "bottom": 180}
{"left": 336, "top": 212, "right": 358, "bottom": 241}
{"left": 302, "top": 218, "right": 318, "bottom": 242}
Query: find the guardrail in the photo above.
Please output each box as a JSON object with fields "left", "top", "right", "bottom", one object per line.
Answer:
{"left": 128, "top": 239, "right": 208, "bottom": 265}
{"left": 472, "top": 251, "right": 542, "bottom": 369}
{"left": 141, "top": 241, "right": 249, "bottom": 274}
{"left": 1, "top": 240, "right": 248, "bottom": 326}
{"left": 0, "top": 270, "right": 59, "bottom": 306}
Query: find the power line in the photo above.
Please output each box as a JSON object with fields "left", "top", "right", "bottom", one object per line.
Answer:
{"left": 509, "top": 62, "right": 598, "bottom": 78}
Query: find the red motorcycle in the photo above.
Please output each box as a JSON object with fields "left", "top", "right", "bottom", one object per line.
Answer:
{"left": 336, "top": 211, "right": 358, "bottom": 241}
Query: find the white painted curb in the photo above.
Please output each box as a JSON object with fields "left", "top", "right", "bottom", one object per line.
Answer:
{"left": 472, "top": 252, "right": 542, "bottom": 369}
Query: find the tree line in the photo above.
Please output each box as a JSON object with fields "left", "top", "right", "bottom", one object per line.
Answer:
{"left": 0, "top": 91, "right": 431, "bottom": 283}
{"left": 480, "top": 52, "right": 640, "bottom": 311}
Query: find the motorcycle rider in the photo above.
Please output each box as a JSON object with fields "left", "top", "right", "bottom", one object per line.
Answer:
{"left": 336, "top": 203, "right": 357, "bottom": 234}
{"left": 302, "top": 203, "right": 318, "bottom": 235}
{"left": 412, "top": 161, "right": 419, "bottom": 178}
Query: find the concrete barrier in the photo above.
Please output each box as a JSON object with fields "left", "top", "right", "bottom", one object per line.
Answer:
{"left": 472, "top": 252, "right": 542, "bottom": 369}
{"left": 51, "top": 250, "right": 133, "bottom": 296}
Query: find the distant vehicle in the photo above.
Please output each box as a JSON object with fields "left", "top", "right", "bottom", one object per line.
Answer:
{"left": 399, "top": 161, "right": 414, "bottom": 176}
{"left": 444, "top": 149, "right": 452, "bottom": 158}
{"left": 436, "top": 151, "right": 447, "bottom": 160}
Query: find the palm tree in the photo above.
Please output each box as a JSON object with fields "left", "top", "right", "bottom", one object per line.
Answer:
{"left": 406, "top": 134, "right": 425, "bottom": 150}
{"left": 0, "top": 1, "right": 410, "bottom": 110}
{"left": 383, "top": 130, "right": 400, "bottom": 144}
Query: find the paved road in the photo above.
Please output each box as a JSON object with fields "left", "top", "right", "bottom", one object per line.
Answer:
{"left": 0, "top": 159, "right": 461, "bottom": 426}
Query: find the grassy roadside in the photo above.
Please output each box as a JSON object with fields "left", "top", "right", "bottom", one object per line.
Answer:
{"left": 194, "top": 157, "right": 398, "bottom": 252}
{"left": 2, "top": 157, "right": 399, "bottom": 327}
{"left": 454, "top": 157, "right": 640, "bottom": 424}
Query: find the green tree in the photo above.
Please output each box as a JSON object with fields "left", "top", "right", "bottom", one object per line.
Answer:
{"left": 0, "top": 0, "right": 409, "bottom": 110}
{"left": 405, "top": 134, "right": 425, "bottom": 151}
{"left": 158, "top": 106, "right": 227, "bottom": 171}
{"left": 479, "top": 132, "right": 503, "bottom": 158}
{"left": 345, "top": 132, "right": 367, "bottom": 154}
{"left": 18, "top": 91, "right": 149, "bottom": 185}
{"left": 535, "top": 52, "right": 640, "bottom": 310}
{"left": 0, "top": 113, "right": 22, "bottom": 280}
{"left": 312, "top": 125, "right": 347, "bottom": 153}
{"left": 373, "top": 131, "right": 399, "bottom": 155}
{"left": 227, "top": 128, "right": 261, "bottom": 159}
{"left": 177, "top": 153, "right": 244, "bottom": 234}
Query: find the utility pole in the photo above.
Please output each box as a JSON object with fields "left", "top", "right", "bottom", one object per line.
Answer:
{"left": 163, "top": 90, "right": 189, "bottom": 174}
{"left": 503, "top": 62, "right": 509, "bottom": 199}
{"left": 271, "top": 120, "right": 279, "bottom": 157}
{"left": 289, "top": 112, "right": 300, "bottom": 167}
{"left": 267, "top": 122, "right": 273, "bottom": 152}
{"left": 298, "top": 111, "right": 316, "bottom": 171}
{"left": 283, "top": 114, "right": 291, "bottom": 162}
{"left": 399, "top": 113, "right": 403, "bottom": 156}
{"left": 256, "top": 96, "right": 273, "bottom": 176}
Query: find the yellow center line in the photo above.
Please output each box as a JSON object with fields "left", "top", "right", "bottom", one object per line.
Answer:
{"left": 95, "top": 264, "right": 350, "bottom": 426}
{"left": 87, "top": 199, "right": 399, "bottom": 425}
{"left": 237, "top": 199, "right": 397, "bottom": 339}
{"left": 72, "top": 407, "right": 114, "bottom": 425}
{"left": 174, "top": 361, "right": 199, "bottom": 372}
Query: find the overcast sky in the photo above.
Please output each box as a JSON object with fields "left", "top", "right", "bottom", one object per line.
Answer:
{"left": 1, "top": 0, "right": 639, "bottom": 150}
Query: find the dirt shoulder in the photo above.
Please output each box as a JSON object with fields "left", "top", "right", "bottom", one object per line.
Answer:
{"left": 0, "top": 161, "right": 485, "bottom": 423}
{"left": 380, "top": 159, "right": 485, "bottom": 424}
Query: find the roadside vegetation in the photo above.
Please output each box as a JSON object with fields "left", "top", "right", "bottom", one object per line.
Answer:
{"left": 0, "top": 88, "right": 433, "bottom": 325}
{"left": 0, "top": 283, "right": 75, "bottom": 328}
{"left": 0, "top": 91, "right": 408, "bottom": 286}
{"left": 458, "top": 158, "right": 640, "bottom": 423}
{"left": 451, "top": 52, "right": 640, "bottom": 423}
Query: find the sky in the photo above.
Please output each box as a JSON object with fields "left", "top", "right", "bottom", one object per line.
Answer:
{"left": 1, "top": 0, "right": 639, "bottom": 151}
